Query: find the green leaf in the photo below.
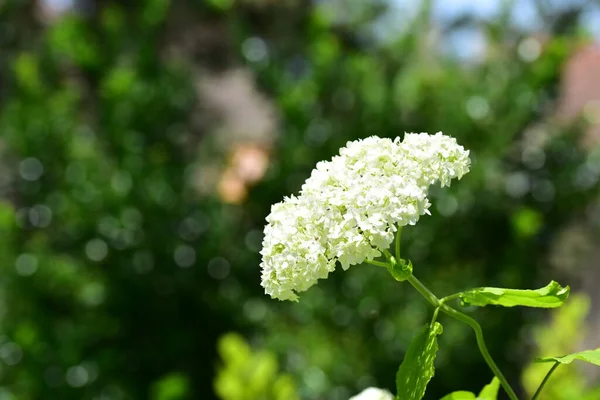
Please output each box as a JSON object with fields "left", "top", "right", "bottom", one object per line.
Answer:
{"left": 440, "top": 377, "right": 500, "bottom": 400}
{"left": 535, "top": 348, "right": 600, "bottom": 366}
{"left": 395, "top": 322, "right": 443, "bottom": 400}
{"left": 459, "top": 281, "right": 569, "bottom": 308}
{"left": 440, "top": 391, "right": 476, "bottom": 400}
{"left": 478, "top": 377, "right": 500, "bottom": 400}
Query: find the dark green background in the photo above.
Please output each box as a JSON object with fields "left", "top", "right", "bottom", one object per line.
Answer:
{"left": 0, "top": 0, "right": 599, "bottom": 399}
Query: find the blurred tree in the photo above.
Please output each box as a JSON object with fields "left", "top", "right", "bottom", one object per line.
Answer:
{"left": 0, "top": 0, "right": 599, "bottom": 399}
{"left": 214, "top": 333, "right": 298, "bottom": 400}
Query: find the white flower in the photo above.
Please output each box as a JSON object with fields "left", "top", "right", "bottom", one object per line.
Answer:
{"left": 401, "top": 132, "right": 471, "bottom": 187}
{"left": 260, "top": 132, "right": 470, "bottom": 301}
{"left": 348, "top": 387, "right": 394, "bottom": 400}
{"left": 260, "top": 195, "right": 336, "bottom": 301}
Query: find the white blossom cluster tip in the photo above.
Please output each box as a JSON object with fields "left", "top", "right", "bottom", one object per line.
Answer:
{"left": 260, "top": 132, "right": 470, "bottom": 301}
{"left": 348, "top": 387, "right": 394, "bottom": 400}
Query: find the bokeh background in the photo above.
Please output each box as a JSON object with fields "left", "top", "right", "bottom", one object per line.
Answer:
{"left": 1, "top": 0, "right": 600, "bottom": 399}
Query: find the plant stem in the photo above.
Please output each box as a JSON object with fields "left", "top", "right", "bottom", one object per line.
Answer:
{"left": 531, "top": 362, "right": 560, "bottom": 400}
{"left": 430, "top": 306, "right": 441, "bottom": 327}
{"left": 365, "top": 260, "right": 390, "bottom": 269}
{"left": 395, "top": 227, "right": 402, "bottom": 261}
{"left": 440, "top": 292, "right": 462, "bottom": 303}
{"left": 382, "top": 248, "right": 394, "bottom": 262}
{"left": 406, "top": 273, "right": 439, "bottom": 308}
{"left": 440, "top": 304, "right": 519, "bottom": 400}
{"left": 405, "top": 274, "right": 519, "bottom": 400}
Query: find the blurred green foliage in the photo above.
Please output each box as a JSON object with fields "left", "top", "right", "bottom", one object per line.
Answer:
{"left": 151, "top": 373, "right": 190, "bottom": 400}
{"left": 0, "top": 0, "right": 599, "bottom": 399}
{"left": 522, "top": 294, "right": 600, "bottom": 400}
{"left": 215, "top": 333, "right": 298, "bottom": 400}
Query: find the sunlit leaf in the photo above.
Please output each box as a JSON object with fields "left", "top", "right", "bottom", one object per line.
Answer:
{"left": 536, "top": 348, "right": 600, "bottom": 366}
{"left": 440, "top": 377, "right": 500, "bottom": 400}
{"left": 478, "top": 377, "right": 500, "bottom": 400}
{"left": 395, "top": 322, "right": 443, "bottom": 400}
{"left": 440, "top": 391, "right": 476, "bottom": 400}
{"left": 459, "top": 281, "right": 569, "bottom": 308}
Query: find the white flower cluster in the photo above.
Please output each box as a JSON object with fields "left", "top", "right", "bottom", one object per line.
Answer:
{"left": 348, "top": 387, "right": 394, "bottom": 400}
{"left": 260, "top": 132, "right": 470, "bottom": 301}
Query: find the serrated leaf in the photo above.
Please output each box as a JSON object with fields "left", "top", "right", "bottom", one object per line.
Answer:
{"left": 478, "top": 377, "right": 500, "bottom": 400}
{"left": 459, "top": 281, "right": 569, "bottom": 308}
{"left": 395, "top": 322, "right": 443, "bottom": 400}
{"left": 535, "top": 348, "right": 600, "bottom": 366}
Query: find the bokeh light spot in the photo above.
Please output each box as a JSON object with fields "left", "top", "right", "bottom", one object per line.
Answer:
{"left": 19, "top": 157, "right": 44, "bottom": 181}
{"left": 98, "top": 216, "right": 120, "bottom": 239}
{"left": 207, "top": 257, "right": 230, "bottom": 280}
{"left": 111, "top": 171, "right": 133, "bottom": 195}
{"left": 66, "top": 365, "right": 89, "bottom": 388}
{"left": 121, "top": 208, "right": 143, "bottom": 229}
{"left": 15, "top": 253, "right": 38, "bottom": 276}
{"left": 575, "top": 164, "right": 600, "bottom": 189}
{"left": 242, "top": 37, "right": 268, "bottom": 63}
{"left": 505, "top": 172, "right": 530, "bottom": 198}
{"left": 243, "top": 299, "right": 267, "bottom": 322}
{"left": 522, "top": 148, "right": 546, "bottom": 169}
{"left": 174, "top": 245, "right": 196, "bottom": 268}
{"left": 29, "top": 204, "right": 53, "bottom": 228}
{"left": 518, "top": 37, "right": 541, "bottom": 62}
{"left": 0, "top": 342, "right": 22, "bottom": 366}
{"left": 465, "top": 96, "right": 489, "bottom": 120}
{"left": 436, "top": 195, "right": 458, "bottom": 217}
{"left": 178, "top": 213, "right": 209, "bottom": 241}
{"left": 358, "top": 297, "right": 380, "bottom": 318}
{"left": 79, "top": 282, "right": 106, "bottom": 306}
{"left": 85, "top": 238, "right": 109, "bottom": 262}
{"left": 303, "top": 366, "right": 328, "bottom": 393}
{"left": 305, "top": 120, "right": 332, "bottom": 147}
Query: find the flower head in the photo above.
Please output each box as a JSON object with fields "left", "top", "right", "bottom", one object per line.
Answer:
{"left": 348, "top": 387, "right": 394, "bottom": 400}
{"left": 260, "top": 132, "right": 470, "bottom": 301}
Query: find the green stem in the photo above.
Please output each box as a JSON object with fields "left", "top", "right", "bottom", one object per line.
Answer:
{"left": 440, "top": 304, "right": 519, "bottom": 400}
{"left": 531, "top": 362, "right": 560, "bottom": 400}
{"left": 406, "top": 273, "right": 439, "bottom": 308}
{"left": 430, "top": 306, "right": 441, "bottom": 327}
{"left": 440, "top": 292, "right": 462, "bottom": 303}
{"left": 382, "top": 248, "right": 394, "bottom": 262}
{"left": 405, "top": 274, "right": 519, "bottom": 400}
{"left": 395, "top": 227, "right": 402, "bottom": 261}
{"left": 365, "top": 260, "right": 389, "bottom": 269}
